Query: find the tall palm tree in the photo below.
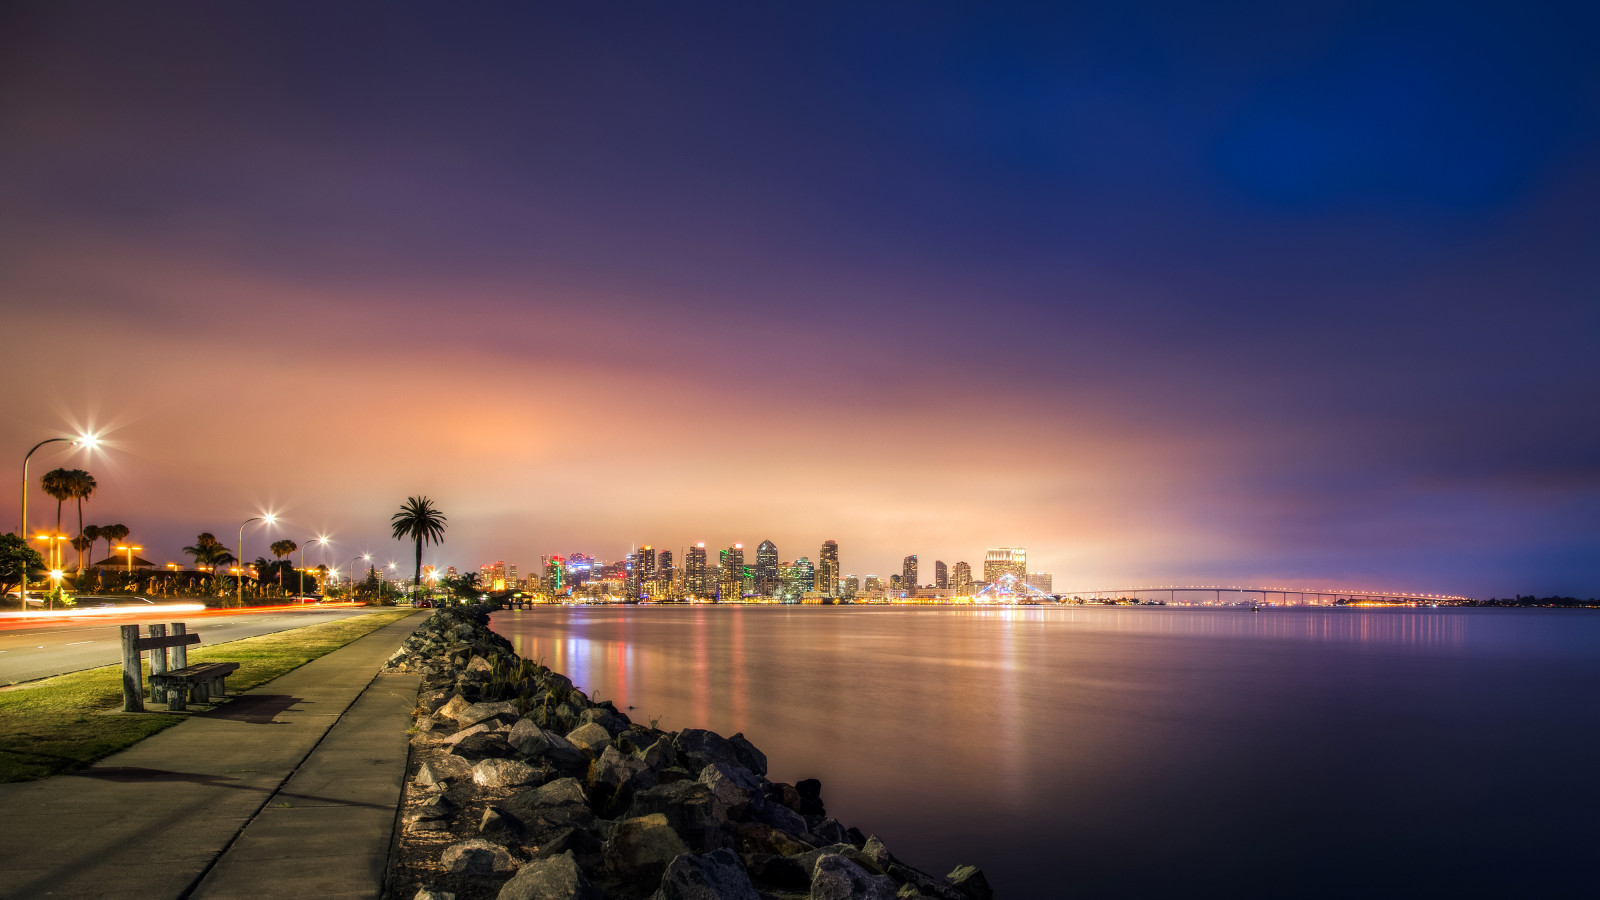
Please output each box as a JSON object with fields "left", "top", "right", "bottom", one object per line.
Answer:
{"left": 100, "top": 524, "right": 130, "bottom": 563}
{"left": 40, "top": 469, "right": 73, "bottom": 567}
{"left": 65, "top": 470, "right": 96, "bottom": 572}
{"left": 270, "top": 539, "right": 298, "bottom": 591}
{"left": 391, "top": 496, "right": 447, "bottom": 605}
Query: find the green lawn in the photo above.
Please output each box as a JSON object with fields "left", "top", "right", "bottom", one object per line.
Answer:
{"left": 0, "top": 609, "right": 419, "bottom": 782}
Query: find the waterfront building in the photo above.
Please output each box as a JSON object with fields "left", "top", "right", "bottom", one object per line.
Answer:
{"left": 685, "top": 543, "right": 707, "bottom": 598}
{"left": 755, "top": 540, "right": 779, "bottom": 596}
{"left": 984, "top": 548, "right": 1026, "bottom": 584}
{"left": 1025, "top": 572, "right": 1053, "bottom": 592}
{"left": 719, "top": 543, "right": 744, "bottom": 601}
{"left": 445, "top": 566, "right": 457, "bottom": 577}
{"left": 817, "top": 539, "right": 839, "bottom": 596}
{"left": 864, "top": 575, "right": 883, "bottom": 592}
{"left": 953, "top": 561, "right": 972, "bottom": 593}
{"left": 902, "top": 555, "right": 918, "bottom": 593}
{"left": 636, "top": 546, "right": 656, "bottom": 578}
{"left": 784, "top": 556, "right": 814, "bottom": 600}
{"left": 890, "top": 574, "right": 901, "bottom": 592}
{"left": 545, "top": 556, "right": 565, "bottom": 592}
{"left": 934, "top": 560, "right": 948, "bottom": 589}
{"left": 842, "top": 575, "right": 859, "bottom": 599}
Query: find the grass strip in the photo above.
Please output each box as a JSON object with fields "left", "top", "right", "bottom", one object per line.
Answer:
{"left": 0, "top": 609, "right": 419, "bottom": 783}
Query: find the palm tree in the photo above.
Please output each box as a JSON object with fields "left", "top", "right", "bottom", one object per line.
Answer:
{"left": 391, "top": 496, "right": 447, "bottom": 605}
{"left": 100, "top": 524, "right": 130, "bottom": 563}
{"left": 182, "top": 532, "right": 233, "bottom": 572}
{"left": 65, "top": 470, "right": 96, "bottom": 572}
{"left": 40, "top": 469, "right": 73, "bottom": 566}
{"left": 269, "top": 539, "right": 298, "bottom": 592}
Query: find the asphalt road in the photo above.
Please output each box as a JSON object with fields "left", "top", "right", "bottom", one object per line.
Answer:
{"left": 0, "top": 606, "right": 386, "bottom": 685}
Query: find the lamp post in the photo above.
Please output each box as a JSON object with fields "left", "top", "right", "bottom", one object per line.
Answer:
{"left": 237, "top": 515, "right": 277, "bottom": 606}
{"left": 349, "top": 554, "right": 370, "bottom": 599}
{"left": 298, "top": 537, "right": 327, "bottom": 600}
{"left": 116, "top": 544, "right": 142, "bottom": 575}
{"left": 18, "top": 434, "right": 96, "bottom": 608}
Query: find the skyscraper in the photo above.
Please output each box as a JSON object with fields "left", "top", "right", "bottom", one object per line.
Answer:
{"left": 755, "top": 540, "right": 779, "bottom": 596}
{"left": 984, "top": 548, "right": 1026, "bottom": 583}
{"left": 817, "top": 539, "right": 839, "bottom": 596}
{"left": 786, "top": 556, "right": 814, "bottom": 599}
{"left": 842, "top": 575, "right": 859, "bottom": 599}
{"left": 864, "top": 575, "right": 883, "bottom": 592}
{"left": 719, "top": 543, "right": 744, "bottom": 601}
{"left": 1025, "top": 572, "right": 1053, "bottom": 592}
{"left": 902, "top": 555, "right": 918, "bottom": 594}
{"left": 952, "top": 561, "right": 972, "bottom": 593}
{"left": 685, "top": 543, "right": 707, "bottom": 598}
{"left": 934, "top": 560, "right": 948, "bottom": 589}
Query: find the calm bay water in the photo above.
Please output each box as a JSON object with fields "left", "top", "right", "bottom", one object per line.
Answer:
{"left": 490, "top": 606, "right": 1600, "bottom": 898}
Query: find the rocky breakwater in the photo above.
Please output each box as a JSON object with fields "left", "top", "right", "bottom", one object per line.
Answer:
{"left": 382, "top": 605, "right": 994, "bottom": 900}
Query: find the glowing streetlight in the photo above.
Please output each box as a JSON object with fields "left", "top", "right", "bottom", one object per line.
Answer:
{"left": 115, "top": 544, "right": 143, "bottom": 575}
{"left": 298, "top": 536, "right": 328, "bottom": 600}
{"left": 17, "top": 434, "right": 96, "bottom": 609}
{"left": 237, "top": 514, "right": 278, "bottom": 606}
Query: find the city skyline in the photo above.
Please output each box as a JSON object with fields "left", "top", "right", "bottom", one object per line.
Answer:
{"left": 2, "top": 4, "right": 1595, "bottom": 598}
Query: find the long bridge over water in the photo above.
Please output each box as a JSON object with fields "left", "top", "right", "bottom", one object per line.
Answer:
{"left": 1051, "top": 585, "right": 1473, "bottom": 605}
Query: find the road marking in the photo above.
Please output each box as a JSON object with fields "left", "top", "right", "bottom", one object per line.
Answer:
{"left": 65, "top": 640, "right": 93, "bottom": 645}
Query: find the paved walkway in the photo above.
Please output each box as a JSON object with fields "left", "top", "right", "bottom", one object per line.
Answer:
{"left": 0, "top": 612, "right": 425, "bottom": 900}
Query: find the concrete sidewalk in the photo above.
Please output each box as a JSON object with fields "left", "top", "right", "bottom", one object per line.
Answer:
{"left": 0, "top": 612, "right": 425, "bottom": 900}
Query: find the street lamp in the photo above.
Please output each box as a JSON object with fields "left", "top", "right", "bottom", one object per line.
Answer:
{"left": 350, "top": 554, "right": 370, "bottom": 599}
{"left": 17, "top": 434, "right": 95, "bottom": 609}
{"left": 115, "top": 544, "right": 142, "bottom": 575}
{"left": 298, "top": 536, "right": 328, "bottom": 600}
{"left": 237, "top": 514, "right": 277, "bottom": 606}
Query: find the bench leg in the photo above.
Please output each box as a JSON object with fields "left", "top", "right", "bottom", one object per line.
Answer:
{"left": 168, "top": 687, "right": 186, "bottom": 712}
{"left": 214, "top": 677, "right": 227, "bottom": 699}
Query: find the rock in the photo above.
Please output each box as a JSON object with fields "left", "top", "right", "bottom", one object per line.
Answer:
{"left": 753, "top": 799, "right": 810, "bottom": 840}
{"left": 497, "top": 850, "right": 600, "bottom": 900}
{"left": 466, "top": 655, "right": 494, "bottom": 674}
{"left": 736, "top": 822, "right": 813, "bottom": 858}
{"left": 529, "top": 826, "right": 604, "bottom": 862}
{"left": 727, "top": 733, "right": 767, "bottom": 776}
{"left": 651, "top": 848, "right": 760, "bottom": 900}
{"left": 440, "top": 838, "right": 518, "bottom": 875}
{"left": 415, "top": 760, "right": 450, "bottom": 788}
{"left": 441, "top": 722, "right": 492, "bottom": 746}
{"left": 638, "top": 736, "right": 678, "bottom": 770}
{"left": 795, "top": 778, "right": 825, "bottom": 816}
{"left": 744, "top": 853, "right": 811, "bottom": 892}
{"left": 847, "top": 826, "right": 868, "bottom": 849}
{"left": 419, "top": 691, "right": 453, "bottom": 714}
{"left": 591, "top": 745, "right": 658, "bottom": 799}
{"left": 474, "top": 758, "right": 538, "bottom": 790}
{"left": 509, "top": 720, "right": 588, "bottom": 770}
{"left": 437, "top": 695, "right": 473, "bottom": 725}
{"left": 614, "top": 729, "right": 653, "bottom": 754}
{"left": 946, "top": 865, "right": 994, "bottom": 900}
{"left": 578, "top": 706, "right": 630, "bottom": 736}
{"left": 762, "top": 781, "right": 803, "bottom": 812}
{"left": 413, "top": 889, "right": 455, "bottom": 900}
{"left": 811, "top": 853, "right": 898, "bottom": 900}
{"left": 674, "top": 729, "right": 742, "bottom": 772}
{"left": 791, "top": 844, "right": 884, "bottom": 878}
{"left": 698, "top": 763, "right": 762, "bottom": 819}
{"left": 459, "top": 700, "right": 521, "bottom": 727}
{"left": 565, "top": 722, "right": 612, "bottom": 756}
{"left": 862, "top": 835, "right": 894, "bottom": 870}
{"left": 451, "top": 732, "right": 516, "bottom": 761}
{"left": 480, "top": 806, "right": 523, "bottom": 837}
{"left": 887, "top": 865, "right": 968, "bottom": 900}
{"left": 603, "top": 813, "right": 690, "bottom": 880}
{"left": 626, "top": 781, "right": 732, "bottom": 852}
{"left": 517, "top": 776, "right": 588, "bottom": 808}
{"left": 807, "top": 816, "right": 849, "bottom": 846}
{"left": 408, "top": 793, "right": 456, "bottom": 824}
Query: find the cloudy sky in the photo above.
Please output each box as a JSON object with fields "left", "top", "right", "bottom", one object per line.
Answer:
{"left": 2, "top": 1, "right": 1596, "bottom": 596}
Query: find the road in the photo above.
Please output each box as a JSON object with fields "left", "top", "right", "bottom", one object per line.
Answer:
{"left": 0, "top": 606, "right": 390, "bottom": 685}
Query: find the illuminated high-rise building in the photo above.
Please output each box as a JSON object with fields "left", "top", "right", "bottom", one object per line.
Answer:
{"left": 636, "top": 546, "right": 656, "bottom": 578}
{"left": 842, "top": 575, "right": 859, "bottom": 599}
{"left": 984, "top": 548, "right": 1026, "bottom": 584}
{"left": 719, "top": 543, "right": 744, "bottom": 601}
{"left": 864, "top": 575, "right": 883, "bottom": 592}
{"left": 902, "top": 555, "right": 918, "bottom": 593}
{"left": 1025, "top": 572, "right": 1053, "bottom": 592}
{"left": 952, "top": 561, "right": 972, "bottom": 592}
{"left": 755, "top": 540, "right": 779, "bottom": 596}
{"left": 890, "top": 574, "right": 901, "bottom": 591}
{"left": 685, "top": 543, "right": 708, "bottom": 597}
{"left": 934, "top": 560, "right": 948, "bottom": 589}
{"left": 817, "top": 540, "right": 839, "bottom": 596}
{"left": 784, "top": 556, "right": 814, "bottom": 599}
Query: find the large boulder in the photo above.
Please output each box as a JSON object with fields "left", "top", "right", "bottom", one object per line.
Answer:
{"left": 451, "top": 732, "right": 516, "bottom": 761}
{"left": 474, "top": 758, "right": 539, "bottom": 790}
{"left": 508, "top": 720, "right": 588, "bottom": 771}
{"left": 651, "top": 848, "right": 760, "bottom": 900}
{"left": 806, "top": 817, "right": 849, "bottom": 847}
{"left": 437, "top": 695, "right": 473, "bottom": 725}
{"left": 565, "top": 722, "right": 612, "bottom": 757}
{"left": 735, "top": 822, "right": 812, "bottom": 858}
{"left": 743, "top": 853, "right": 810, "bottom": 893}
{"left": 458, "top": 700, "right": 521, "bottom": 728}
{"left": 697, "top": 763, "right": 762, "bottom": 820}
{"left": 516, "top": 776, "right": 588, "bottom": 808}
{"left": 752, "top": 799, "right": 811, "bottom": 841}
{"left": 502, "top": 778, "right": 597, "bottom": 836}
{"left": 638, "top": 737, "right": 678, "bottom": 770}
{"left": 626, "top": 781, "right": 732, "bottom": 852}
{"left": 440, "top": 722, "right": 492, "bottom": 746}
{"left": 603, "top": 813, "right": 690, "bottom": 881}
{"left": 578, "top": 706, "right": 631, "bottom": 736}
{"left": 810, "top": 853, "right": 898, "bottom": 900}
{"left": 479, "top": 806, "right": 523, "bottom": 838}
{"left": 674, "top": 729, "right": 742, "bottom": 772}
{"left": 946, "top": 865, "right": 994, "bottom": 900}
{"left": 439, "top": 838, "right": 519, "bottom": 876}
{"left": 727, "top": 733, "right": 767, "bottom": 777}
{"left": 591, "top": 745, "right": 659, "bottom": 808}
{"left": 497, "top": 850, "right": 600, "bottom": 900}
{"left": 795, "top": 778, "right": 825, "bottom": 816}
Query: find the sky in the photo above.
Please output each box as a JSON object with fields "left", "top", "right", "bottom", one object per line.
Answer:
{"left": 1, "top": 1, "right": 1596, "bottom": 597}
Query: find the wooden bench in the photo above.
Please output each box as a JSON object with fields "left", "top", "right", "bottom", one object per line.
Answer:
{"left": 148, "top": 662, "right": 241, "bottom": 711}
